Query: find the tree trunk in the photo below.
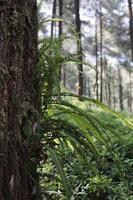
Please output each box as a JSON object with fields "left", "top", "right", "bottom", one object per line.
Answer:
{"left": 129, "top": 71, "right": 132, "bottom": 112}
{"left": 58, "top": 0, "right": 63, "bottom": 37}
{"left": 58, "top": 0, "right": 63, "bottom": 80}
{"left": 51, "top": 0, "right": 57, "bottom": 37}
{"left": 63, "top": 65, "right": 66, "bottom": 87}
{"left": 99, "top": 1, "right": 103, "bottom": 102}
{"left": 83, "top": 75, "right": 87, "bottom": 95}
{"left": 112, "top": 77, "right": 116, "bottom": 110}
{"left": 128, "top": 0, "right": 133, "bottom": 112}
{"left": 74, "top": 0, "right": 84, "bottom": 96}
{"left": 88, "top": 78, "right": 91, "bottom": 97}
{"left": 118, "top": 66, "right": 124, "bottom": 111}
{"left": 95, "top": 8, "right": 99, "bottom": 100}
{"left": 128, "top": 68, "right": 132, "bottom": 112}
{"left": 107, "top": 65, "right": 112, "bottom": 108}
{"left": 128, "top": 0, "right": 133, "bottom": 60}
{"left": 104, "top": 57, "right": 108, "bottom": 104}
{"left": 0, "top": 1, "right": 40, "bottom": 199}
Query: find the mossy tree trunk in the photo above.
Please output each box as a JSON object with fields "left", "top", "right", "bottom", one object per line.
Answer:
{"left": 0, "top": 0, "right": 40, "bottom": 199}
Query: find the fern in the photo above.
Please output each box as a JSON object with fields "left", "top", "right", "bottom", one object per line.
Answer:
{"left": 37, "top": 18, "right": 132, "bottom": 198}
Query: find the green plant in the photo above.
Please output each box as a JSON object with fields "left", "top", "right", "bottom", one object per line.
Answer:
{"left": 37, "top": 18, "right": 133, "bottom": 200}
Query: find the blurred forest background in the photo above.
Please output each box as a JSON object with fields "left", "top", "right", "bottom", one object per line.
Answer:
{"left": 36, "top": 0, "right": 133, "bottom": 200}
{"left": 39, "top": 0, "right": 133, "bottom": 112}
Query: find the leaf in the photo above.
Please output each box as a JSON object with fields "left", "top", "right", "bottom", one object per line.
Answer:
{"left": 47, "top": 100, "right": 124, "bottom": 177}
{"left": 59, "top": 93, "right": 133, "bottom": 130}
{"left": 48, "top": 148, "right": 71, "bottom": 200}
{"left": 39, "top": 18, "right": 64, "bottom": 29}
{"left": 22, "top": 122, "right": 32, "bottom": 137}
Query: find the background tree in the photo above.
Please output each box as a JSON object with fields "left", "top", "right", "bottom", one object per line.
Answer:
{"left": 99, "top": 1, "right": 103, "bottom": 102}
{"left": 58, "top": 0, "right": 63, "bottom": 80}
{"left": 118, "top": 65, "right": 124, "bottom": 111}
{"left": 74, "top": 0, "right": 84, "bottom": 96}
{"left": 51, "top": 0, "right": 57, "bottom": 37}
{"left": 95, "top": 6, "right": 99, "bottom": 100}
{"left": 128, "top": 0, "right": 133, "bottom": 60}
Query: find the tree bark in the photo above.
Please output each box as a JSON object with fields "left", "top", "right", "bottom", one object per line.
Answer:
{"left": 0, "top": 1, "right": 40, "bottom": 199}
{"left": 118, "top": 66, "right": 124, "bottom": 111}
{"left": 99, "top": 1, "right": 103, "bottom": 102}
{"left": 58, "top": 0, "right": 63, "bottom": 80}
{"left": 58, "top": 0, "right": 63, "bottom": 37}
{"left": 107, "top": 65, "right": 112, "bottom": 108}
{"left": 112, "top": 77, "right": 116, "bottom": 110}
{"left": 74, "top": 0, "right": 84, "bottom": 96}
{"left": 128, "top": 68, "right": 132, "bottom": 112}
{"left": 104, "top": 57, "right": 108, "bottom": 104}
{"left": 51, "top": 0, "right": 57, "bottom": 37}
{"left": 128, "top": 0, "right": 133, "bottom": 61}
{"left": 63, "top": 65, "right": 66, "bottom": 87}
{"left": 128, "top": 0, "right": 133, "bottom": 112}
{"left": 95, "top": 8, "right": 99, "bottom": 100}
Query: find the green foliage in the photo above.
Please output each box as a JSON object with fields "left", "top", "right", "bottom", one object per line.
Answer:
{"left": 37, "top": 19, "right": 133, "bottom": 200}
{"left": 22, "top": 119, "right": 33, "bottom": 138}
{"left": 39, "top": 111, "right": 133, "bottom": 199}
{"left": 49, "top": 148, "right": 71, "bottom": 200}
{"left": 38, "top": 36, "right": 83, "bottom": 105}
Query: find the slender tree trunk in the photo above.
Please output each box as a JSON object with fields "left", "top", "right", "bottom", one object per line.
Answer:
{"left": 128, "top": 68, "right": 132, "bottom": 112}
{"left": 0, "top": 1, "right": 40, "bottom": 199}
{"left": 99, "top": 1, "right": 103, "bottom": 102}
{"left": 51, "top": 0, "right": 57, "bottom": 37}
{"left": 95, "top": 9, "right": 99, "bottom": 100}
{"left": 83, "top": 75, "right": 87, "bottom": 95}
{"left": 128, "top": 0, "right": 133, "bottom": 60}
{"left": 128, "top": 0, "right": 133, "bottom": 112}
{"left": 107, "top": 65, "right": 112, "bottom": 107}
{"left": 58, "top": 0, "right": 63, "bottom": 80}
{"left": 88, "top": 78, "right": 91, "bottom": 97}
{"left": 112, "top": 77, "right": 116, "bottom": 110}
{"left": 58, "top": 0, "right": 63, "bottom": 37}
{"left": 104, "top": 58, "right": 108, "bottom": 104}
{"left": 74, "top": 0, "right": 84, "bottom": 96}
{"left": 118, "top": 66, "right": 124, "bottom": 111}
{"left": 63, "top": 65, "right": 66, "bottom": 87}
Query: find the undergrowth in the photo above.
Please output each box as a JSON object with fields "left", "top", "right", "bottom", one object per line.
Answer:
{"left": 37, "top": 18, "right": 133, "bottom": 200}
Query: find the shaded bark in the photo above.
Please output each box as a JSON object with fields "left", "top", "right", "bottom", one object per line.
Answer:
{"left": 128, "top": 0, "right": 133, "bottom": 112}
{"left": 58, "top": 0, "right": 63, "bottom": 37}
{"left": 99, "top": 2, "right": 103, "bottom": 102}
{"left": 95, "top": 8, "right": 99, "bottom": 100}
{"left": 74, "top": 0, "right": 84, "bottom": 96}
{"left": 58, "top": 0, "right": 63, "bottom": 80}
{"left": 0, "top": 1, "right": 40, "bottom": 199}
{"left": 107, "top": 65, "right": 112, "bottom": 107}
{"left": 51, "top": 0, "right": 57, "bottom": 37}
{"left": 128, "top": 69, "right": 132, "bottom": 112}
{"left": 118, "top": 66, "right": 124, "bottom": 111}
{"left": 104, "top": 58, "right": 108, "bottom": 104}
{"left": 63, "top": 65, "right": 66, "bottom": 87}
{"left": 83, "top": 75, "right": 87, "bottom": 95}
{"left": 128, "top": 0, "right": 133, "bottom": 60}
{"left": 87, "top": 77, "right": 91, "bottom": 97}
{"left": 112, "top": 77, "right": 116, "bottom": 110}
